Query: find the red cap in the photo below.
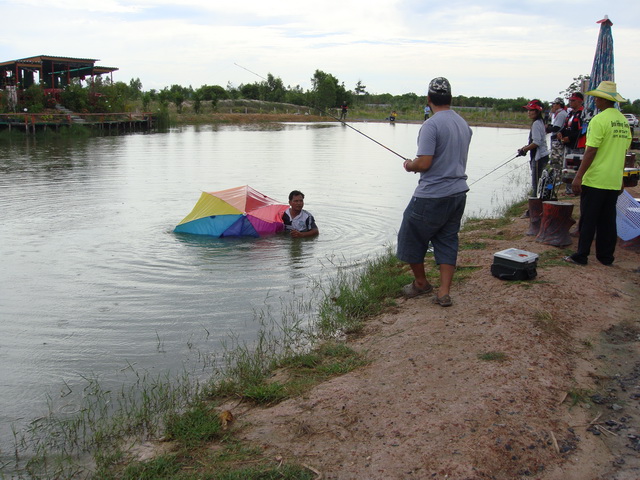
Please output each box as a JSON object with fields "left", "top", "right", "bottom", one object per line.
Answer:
{"left": 569, "top": 92, "right": 584, "bottom": 101}
{"left": 523, "top": 100, "right": 543, "bottom": 111}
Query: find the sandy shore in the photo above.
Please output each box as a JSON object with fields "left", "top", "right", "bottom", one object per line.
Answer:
{"left": 231, "top": 188, "right": 640, "bottom": 479}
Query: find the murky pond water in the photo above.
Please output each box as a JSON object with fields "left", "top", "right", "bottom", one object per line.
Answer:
{"left": 0, "top": 121, "right": 529, "bottom": 456}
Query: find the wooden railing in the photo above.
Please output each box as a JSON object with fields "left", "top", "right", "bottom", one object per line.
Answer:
{"left": 0, "top": 112, "right": 153, "bottom": 125}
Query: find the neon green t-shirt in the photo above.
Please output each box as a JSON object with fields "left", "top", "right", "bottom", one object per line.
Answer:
{"left": 583, "top": 108, "right": 632, "bottom": 190}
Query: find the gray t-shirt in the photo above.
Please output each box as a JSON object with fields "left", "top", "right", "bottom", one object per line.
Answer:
{"left": 552, "top": 109, "right": 568, "bottom": 130}
{"left": 414, "top": 109, "right": 472, "bottom": 198}
{"left": 530, "top": 118, "right": 549, "bottom": 162}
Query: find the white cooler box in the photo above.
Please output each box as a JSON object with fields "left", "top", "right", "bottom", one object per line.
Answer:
{"left": 490, "top": 248, "right": 538, "bottom": 281}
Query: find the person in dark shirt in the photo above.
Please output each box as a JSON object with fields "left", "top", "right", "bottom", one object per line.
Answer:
{"left": 339, "top": 102, "right": 348, "bottom": 121}
{"left": 558, "top": 92, "right": 586, "bottom": 152}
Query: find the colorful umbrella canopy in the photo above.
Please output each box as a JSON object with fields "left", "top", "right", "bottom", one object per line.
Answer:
{"left": 174, "top": 185, "right": 288, "bottom": 237}
{"left": 585, "top": 16, "right": 615, "bottom": 114}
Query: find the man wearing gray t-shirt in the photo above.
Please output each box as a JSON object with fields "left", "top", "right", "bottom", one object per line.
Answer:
{"left": 397, "top": 77, "right": 472, "bottom": 307}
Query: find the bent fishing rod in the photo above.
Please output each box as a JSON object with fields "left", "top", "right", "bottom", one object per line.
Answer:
{"left": 234, "top": 63, "right": 411, "bottom": 162}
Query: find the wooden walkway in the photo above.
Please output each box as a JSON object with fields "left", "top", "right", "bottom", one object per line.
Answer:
{"left": 0, "top": 112, "right": 155, "bottom": 134}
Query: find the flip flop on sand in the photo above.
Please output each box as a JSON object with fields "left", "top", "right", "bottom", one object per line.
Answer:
{"left": 402, "top": 281, "right": 433, "bottom": 299}
{"left": 563, "top": 255, "right": 586, "bottom": 266}
{"left": 433, "top": 294, "right": 453, "bottom": 307}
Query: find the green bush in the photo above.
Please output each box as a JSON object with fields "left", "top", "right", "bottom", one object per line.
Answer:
{"left": 22, "top": 84, "right": 46, "bottom": 112}
{"left": 60, "top": 82, "right": 88, "bottom": 112}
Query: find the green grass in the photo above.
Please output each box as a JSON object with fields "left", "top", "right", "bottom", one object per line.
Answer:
{"left": 536, "top": 248, "right": 574, "bottom": 267}
{"left": 213, "top": 342, "right": 369, "bottom": 406}
{"left": 460, "top": 240, "right": 488, "bottom": 250}
{"left": 454, "top": 265, "right": 482, "bottom": 284}
{"left": 315, "top": 248, "right": 413, "bottom": 336}
{"left": 461, "top": 215, "right": 515, "bottom": 233}
{"left": 98, "top": 449, "right": 315, "bottom": 480}
{"left": 241, "top": 382, "right": 289, "bottom": 404}
{"left": 117, "top": 455, "right": 183, "bottom": 480}
{"left": 566, "top": 388, "right": 595, "bottom": 407}
{"left": 339, "top": 105, "right": 529, "bottom": 127}
{"left": 214, "top": 465, "right": 315, "bottom": 480}
{"left": 501, "top": 198, "right": 529, "bottom": 218}
{"left": 477, "top": 351, "right": 508, "bottom": 362}
{"left": 290, "top": 342, "right": 369, "bottom": 378}
{"left": 164, "top": 402, "right": 223, "bottom": 447}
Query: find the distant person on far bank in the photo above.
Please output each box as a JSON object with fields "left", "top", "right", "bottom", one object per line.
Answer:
{"left": 564, "top": 81, "right": 632, "bottom": 266}
{"left": 397, "top": 77, "right": 472, "bottom": 307}
{"left": 340, "top": 102, "right": 348, "bottom": 121}
{"left": 282, "top": 190, "right": 319, "bottom": 238}
{"left": 424, "top": 105, "right": 431, "bottom": 120}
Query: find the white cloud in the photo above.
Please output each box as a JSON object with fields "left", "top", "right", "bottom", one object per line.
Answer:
{"left": 1, "top": 0, "right": 638, "bottom": 100}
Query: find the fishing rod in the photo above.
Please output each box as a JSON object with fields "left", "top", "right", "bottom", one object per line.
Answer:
{"left": 468, "top": 152, "right": 523, "bottom": 187}
{"left": 233, "top": 63, "right": 411, "bottom": 162}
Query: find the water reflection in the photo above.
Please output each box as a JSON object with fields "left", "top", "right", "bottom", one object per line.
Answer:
{"left": 286, "top": 235, "right": 319, "bottom": 275}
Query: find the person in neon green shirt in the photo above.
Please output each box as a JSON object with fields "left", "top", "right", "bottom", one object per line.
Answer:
{"left": 565, "top": 81, "right": 632, "bottom": 266}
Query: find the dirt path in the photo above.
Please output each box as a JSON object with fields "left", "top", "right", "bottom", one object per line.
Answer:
{"left": 235, "top": 190, "right": 640, "bottom": 479}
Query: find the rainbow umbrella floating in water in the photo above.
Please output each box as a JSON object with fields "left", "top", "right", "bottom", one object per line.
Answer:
{"left": 174, "top": 185, "right": 288, "bottom": 237}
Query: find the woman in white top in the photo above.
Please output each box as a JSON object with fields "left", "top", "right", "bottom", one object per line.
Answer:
{"left": 519, "top": 99, "right": 550, "bottom": 195}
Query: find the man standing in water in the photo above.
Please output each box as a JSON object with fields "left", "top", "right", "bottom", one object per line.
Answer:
{"left": 282, "top": 190, "right": 319, "bottom": 238}
{"left": 397, "top": 77, "right": 472, "bottom": 307}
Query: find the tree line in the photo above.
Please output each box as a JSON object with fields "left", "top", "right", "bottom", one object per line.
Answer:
{"left": 3, "top": 70, "right": 640, "bottom": 115}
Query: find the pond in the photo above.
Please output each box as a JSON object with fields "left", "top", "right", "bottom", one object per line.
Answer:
{"left": 0, "top": 121, "right": 529, "bottom": 457}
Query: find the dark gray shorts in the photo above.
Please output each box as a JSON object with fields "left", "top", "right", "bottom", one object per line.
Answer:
{"left": 396, "top": 193, "right": 466, "bottom": 265}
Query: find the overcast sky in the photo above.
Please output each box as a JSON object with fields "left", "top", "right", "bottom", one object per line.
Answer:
{"left": 2, "top": 0, "right": 639, "bottom": 102}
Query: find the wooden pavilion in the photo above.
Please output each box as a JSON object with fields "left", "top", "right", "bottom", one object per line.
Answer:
{"left": 0, "top": 55, "right": 118, "bottom": 92}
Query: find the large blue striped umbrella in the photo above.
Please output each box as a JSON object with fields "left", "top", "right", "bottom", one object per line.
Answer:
{"left": 585, "top": 16, "right": 615, "bottom": 114}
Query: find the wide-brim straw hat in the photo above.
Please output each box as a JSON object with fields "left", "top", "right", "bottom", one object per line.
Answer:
{"left": 585, "top": 80, "right": 627, "bottom": 103}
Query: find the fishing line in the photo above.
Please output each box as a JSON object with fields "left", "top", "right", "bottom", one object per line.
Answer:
{"left": 233, "top": 63, "right": 411, "bottom": 161}
{"left": 468, "top": 153, "right": 522, "bottom": 187}
{"left": 312, "top": 105, "right": 412, "bottom": 161}
{"left": 234, "top": 63, "right": 269, "bottom": 82}
{"left": 493, "top": 159, "right": 529, "bottom": 181}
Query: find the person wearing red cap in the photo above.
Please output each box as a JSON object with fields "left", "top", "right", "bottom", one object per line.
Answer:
{"left": 518, "top": 99, "right": 549, "bottom": 201}
{"left": 560, "top": 92, "right": 586, "bottom": 150}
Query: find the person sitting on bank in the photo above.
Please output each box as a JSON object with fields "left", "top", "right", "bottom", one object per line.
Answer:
{"left": 282, "top": 190, "right": 319, "bottom": 238}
